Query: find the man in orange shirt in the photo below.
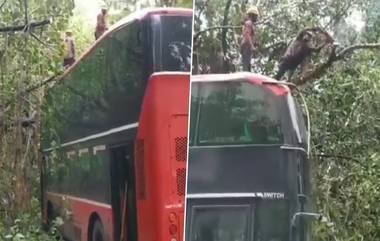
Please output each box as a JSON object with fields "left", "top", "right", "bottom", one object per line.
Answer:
{"left": 240, "top": 6, "right": 260, "bottom": 72}
{"left": 95, "top": 7, "right": 108, "bottom": 40}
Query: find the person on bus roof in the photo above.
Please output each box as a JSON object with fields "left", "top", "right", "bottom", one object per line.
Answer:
{"left": 240, "top": 6, "right": 260, "bottom": 72}
{"left": 95, "top": 6, "right": 109, "bottom": 40}
{"left": 63, "top": 31, "right": 76, "bottom": 69}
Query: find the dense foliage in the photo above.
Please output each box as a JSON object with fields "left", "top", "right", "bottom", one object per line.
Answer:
{"left": 194, "top": 0, "right": 380, "bottom": 240}
{"left": 0, "top": 0, "right": 192, "bottom": 240}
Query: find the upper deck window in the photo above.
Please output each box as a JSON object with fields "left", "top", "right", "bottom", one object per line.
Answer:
{"left": 152, "top": 14, "right": 192, "bottom": 72}
{"left": 191, "top": 81, "right": 287, "bottom": 146}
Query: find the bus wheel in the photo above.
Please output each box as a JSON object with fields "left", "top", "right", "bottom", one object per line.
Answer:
{"left": 46, "top": 202, "right": 54, "bottom": 228}
{"left": 91, "top": 219, "right": 106, "bottom": 241}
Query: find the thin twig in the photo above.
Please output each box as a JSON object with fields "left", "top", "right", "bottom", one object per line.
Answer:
{"left": 316, "top": 154, "right": 360, "bottom": 163}
{"left": 30, "top": 32, "right": 47, "bottom": 46}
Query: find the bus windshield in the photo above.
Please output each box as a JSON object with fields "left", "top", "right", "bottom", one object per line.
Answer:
{"left": 187, "top": 200, "right": 289, "bottom": 241}
{"left": 158, "top": 15, "right": 192, "bottom": 71}
{"left": 256, "top": 200, "right": 289, "bottom": 241}
{"left": 189, "top": 205, "right": 250, "bottom": 241}
{"left": 191, "top": 81, "right": 288, "bottom": 146}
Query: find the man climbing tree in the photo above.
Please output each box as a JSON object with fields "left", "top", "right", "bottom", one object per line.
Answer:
{"left": 274, "top": 28, "right": 334, "bottom": 82}
{"left": 240, "top": 6, "right": 260, "bottom": 72}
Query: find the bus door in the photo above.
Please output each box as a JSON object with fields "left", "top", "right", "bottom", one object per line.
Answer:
{"left": 110, "top": 142, "right": 138, "bottom": 241}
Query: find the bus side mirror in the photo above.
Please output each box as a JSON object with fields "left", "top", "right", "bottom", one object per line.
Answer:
{"left": 291, "top": 212, "right": 323, "bottom": 227}
{"left": 290, "top": 212, "right": 322, "bottom": 241}
{"left": 290, "top": 212, "right": 334, "bottom": 241}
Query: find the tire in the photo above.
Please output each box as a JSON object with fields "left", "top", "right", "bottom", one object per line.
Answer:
{"left": 91, "top": 219, "right": 107, "bottom": 241}
{"left": 46, "top": 202, "right": 54, "bottom": 228}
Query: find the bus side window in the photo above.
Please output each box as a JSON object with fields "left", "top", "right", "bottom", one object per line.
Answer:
{"left": 189, "top": 83, "right": 200, "bottom": 146}
{"left": 104, "top": 21, "right": 145, "bottom": 126}
{"left": 294, "top": 100, "right": 308, "bottom": 147}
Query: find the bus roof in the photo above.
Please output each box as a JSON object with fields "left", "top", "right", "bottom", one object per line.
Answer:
{"left": 151, "top": 71, "right": 190, "bottom": 78}
{"left": 191, "top": 72, "right": 291, "bottom": 96}
{"left": 112, "top": 7, "right": 192, "bottom": 30}
{"left": 60, "top": 8, "right": 192, "bottom": 79}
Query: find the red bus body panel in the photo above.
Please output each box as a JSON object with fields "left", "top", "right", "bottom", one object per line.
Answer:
{"left": 136, "top": 72, "right": 189, "bottom": 241}
{"left": 44, "top": 72, "right": 190, "bottom": 241}
{"left": 45, "top": 192, "right": 113, "bottom": 241}
{"left": 42, "top": 6, "right": 191, "bottom": 240}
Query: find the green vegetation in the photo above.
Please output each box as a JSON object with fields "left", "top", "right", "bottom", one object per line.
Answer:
{"left": 194, "top": 0, "right": 380, "bottom": 240}
{"left": 0, "top": 0, "right": 192, "bottom": 240}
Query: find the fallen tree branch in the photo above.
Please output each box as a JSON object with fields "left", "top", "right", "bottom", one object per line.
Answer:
{"left": 336, "top": 43, "right": 380, "bottom": 59}
{"left": 0, "top": 18, "right": 52, "bottom": 32}
{"left": 295, "top": 43, "right": 380, "bottom": 85}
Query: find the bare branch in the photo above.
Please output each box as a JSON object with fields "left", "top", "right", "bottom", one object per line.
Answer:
{"left": 337, "top": 43, "right": 380, "bottom": 59}
{"left": 0, "top": 0, "right": 6, "bottom": 10}
{"left": 193, "top": 19, "right": 271, "bottom": 45}
{"left": 316, "top": 153, "right": 360, "bottom": 163}
{"left": 194, "top": 25, "right": 241, "bottom": 43}
{"left": 22, "top": 73, "right": 60, "bottom": 93}
{"left": 24, "top": 0, "right": 29, "bottom": 25}
{"left": 221, "top": 0, "right": 232, "bottom": 55}
{"left": 0, "top": 18, "right": 51, "bottom": 32}
{"left": 295, "top": 43, "right": 380, "bottom": 85}
{"left": 30, "top": 32, "right": 47, "bottom": 46}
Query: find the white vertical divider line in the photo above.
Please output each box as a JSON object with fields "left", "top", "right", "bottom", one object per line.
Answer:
{"left": 182, "top": 4, "right": 196, "bottom": 241}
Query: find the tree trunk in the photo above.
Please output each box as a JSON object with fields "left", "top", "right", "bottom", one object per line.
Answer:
{"left": 221, "top": 0, "right": 232, "bottom": 73}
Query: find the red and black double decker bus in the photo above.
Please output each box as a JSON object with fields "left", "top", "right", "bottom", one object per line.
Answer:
{"left": 186, "top": 73, "right": 317, "bottom": 241}
{"left": 41, "top": 8, "right": 192, "bottom": 241}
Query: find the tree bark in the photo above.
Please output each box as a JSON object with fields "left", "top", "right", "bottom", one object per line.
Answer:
{"left": 295, "top": 43, "right": 380, "bottom": 85}
{"left": 0, "top": 19, "right": 51, "bottom": 32}
{"left": 221, "top": 0, "right": 233, "bottom": 72}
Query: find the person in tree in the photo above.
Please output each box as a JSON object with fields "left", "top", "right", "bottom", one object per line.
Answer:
{"left": 95, "top": 6, "right": 109, "bottom": 40}
{"left": 240, "top": 6, "right": 260, "bottom": 72}
{"left": 63, "top": 31, "right": 76, "bottom": 68}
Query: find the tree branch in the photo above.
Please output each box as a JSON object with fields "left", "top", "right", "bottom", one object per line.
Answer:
{"left": 193, "top": 19, "right": 271, "bottom": 46}
{"left": 0, "top": 0, "right": 6, "bottom": 10}
{"left": 295, "top": 43, "right": 380, "bottom": 85}
{"left": 23, "top": 74, "right": 60, "bottom": 93}
{"left": 30, "top": 32, "right": 47, "bottom": 46}
{"left": 193, "top": 25, "right": 241, "bottom": 44}
{"left": 0, "top": 18, "right": 52, "bottom": 32}
{"left": 221, "top": 0, "right": 232, "bottom": 72}
{"left": 336, "top": 43, "right": 380, "bottom": 59}
{"left": 316, "top": 153, "right": 360, "bottom": 163}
